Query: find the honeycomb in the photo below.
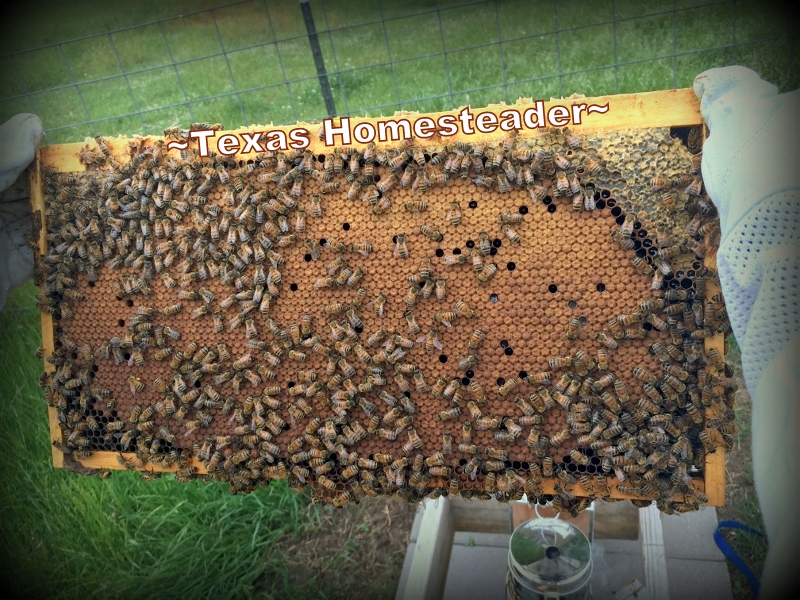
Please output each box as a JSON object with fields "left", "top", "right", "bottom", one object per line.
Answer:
{"left": 33, "top": 101, "right": 733, "bottom": 516}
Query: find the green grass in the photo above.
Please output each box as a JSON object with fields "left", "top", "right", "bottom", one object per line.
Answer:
{"left": 0, "top": 283, "right": 315, "bottom": 600}
{"left": 716, "top": 334, "right": 768, "bottom": 600}
{"left": 726, "top": 333, "right": 741, "bottom": 363}
{"left": 724, "top": 466, "right": 769, "bottom": 600}
{"left": 0, "top": 0, "right": 796, "bottom": 139}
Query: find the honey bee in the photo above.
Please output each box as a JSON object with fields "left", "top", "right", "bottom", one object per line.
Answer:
{"left": 498, "top": 212, "right": 524, "bottom": 227}
{"left": 127, "top": 375, "right": 145, "bottom": 394}
{"left": 543, "top": 425, "right": 570, "bottom": 446}
{"left": 497, "top": 378, "right": 517, "bottom": 397}
{"left": 320, "top": 181, "right": 340, "bottom": 194}
{"left": 563, "top": 316, "right": 584, "bottom": 341}
{"left": 404, "top": 310, "right": 420, "bottom": 335}
{"left": 430, "top": 377, "right": 447, "bottom": 399}
{"left": 495, "top": 173, "right": 511, "bottom": 194}
{"left": 419, "top": 278, "right": 435, "bottom": 299}
{"left": 555, "top": 170, "right": 569, "bottom": 192}
{"left": 457, "top": 353, "right": 479, "bottom": 371}
{"left": 328, "top": 492, "right": 351, "bottom": 507}
{"left": 324, "top": 302, "right": 349, "bottom": 318}
{"left": 542, "top": 354, "right": 571, "bottom": 371}
{"left": 360, "top": 292, "right": 383, "bottom": 319}
{"left": 534, "top": 456, "right": 552, "bottom": 479}
{"left": 646, "top": 312, "right": 668, "bottom": 331}
{"left": 425, "top": 280, "right": 444, "bottom": 305}
{"left": 151, "top": 269, "right": 173, "bottom": 290}
{"left": 153, "top": 347, "right": 173, "bottom": 362}
{"left": 403, "top": 199, "right": 430, "bottom": 213}
{"left": 631, "top": 365, "right": 657, "bottom": 386}
{"left": 404, "top": 428, "right": 423, "bottom": 452}
{"left": 593, "top": 348, "right": 608, "bottom": 372}
{"left": 230, "top": 353, "right": 254, "bottom": 371}
{"left": 476, "top": 232, "right": 491, "bottom": 256}
{"left": 190, "top": 305, "right": 211, "bottom": 320}
{"left": 429, "top": 311, "right": 456, "bottom": 330}
{"left": 576, "top": 152, "right": 600, "bottom": 175}
{"left": 663, "top": 289, "right": 687, "bottom": 302}
{"left": 340, "top": 267, "right": 362, "bottom": 288}
{"left": 476, "top": 263, "right": 497, "bottom": 283}
{"left": 376, "top": 171, "right": 399, "bottom": 194}
{"left": 444, "top": 202, "right": 462, "bottom": 226}
{"left": 685, "top": 176, "right": 703, "bottom": 196}
{"left": 527, "top": 424, "right": 546, "bottom": 448}
{"left": 392, "top": 233, "right": 409, "bottom": 259}
{"left": 390, "top": 370, "right": 409, "bottom": 394}
{"left": 442, "top": 252, "right": 468, "bottom": 268}
{"left": 437, "top": 405, "right": 462, "bottom": 423}
{"left": 631, "top": 257, "right": 654, "bottom": 276}
{"left": 162, "top": 125, "right": 188, "bottom": 140}
{"left": 317, "top": 475, "right": 337, "bottom": 491}
{"left": 345, "top": 178, "right": 363, "bottom": 202}
{"left": 552, "top": 390, "right": 572, "bottom": 411}
{"left": 418, "top": 225, "right": 442, "bottom": 243}
{"left": 157, "top": 301, "right": 185, "bottom": 317}
{"left": 531, "top": 389, "right": 553, "bottom": 413}
{"left": 611, "top": 230, "right": 636, "bottom": 249}
{"left": 469, "top": 248, "right": 484, "bottom": 273}
{"left": 392, "top": 332, "right": 413, "bottom": 348}
{"left": 595, "top": 331, "right": 619, "bottom": 349}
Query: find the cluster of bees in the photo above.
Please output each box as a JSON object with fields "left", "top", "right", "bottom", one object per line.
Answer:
{"left": 33, "top": 116, "right": 734, "bottom": 514}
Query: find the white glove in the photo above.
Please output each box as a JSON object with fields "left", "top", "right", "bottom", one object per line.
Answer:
{"left": 694, "top": 67, "right": 800, "bottom": 599}
{"left": 0, "top": 113, "right": 45, "bottom": 309}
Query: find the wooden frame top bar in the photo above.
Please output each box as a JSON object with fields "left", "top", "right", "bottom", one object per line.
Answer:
{"left": 40, "top": 89, "right": 701, "bottom": 174}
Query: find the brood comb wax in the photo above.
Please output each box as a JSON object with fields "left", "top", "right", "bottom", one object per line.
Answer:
{"left": 32, "top": 92, "right": 731, "bottom": 513}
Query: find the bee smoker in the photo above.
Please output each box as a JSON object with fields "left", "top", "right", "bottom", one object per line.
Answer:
{"left": 506, "top": 517, "right": 592, "bottom": 600}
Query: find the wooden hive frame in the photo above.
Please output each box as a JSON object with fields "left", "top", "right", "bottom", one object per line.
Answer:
{"left": 30, "top": 88, "right": 727, "bottom": 509}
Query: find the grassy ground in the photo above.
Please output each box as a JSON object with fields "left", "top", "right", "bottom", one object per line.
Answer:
{"left": 0, "top": 0, "right": 797, "bottom": 143}
{"left": 0, "top": 282, "right": 301, "bottom": 600}
{"left": 716, "top": 336, "right": 769, "bottom": 600}
{"left": 0, "top": 1, "right": 789, "bottom": 597}
{"left": 262, "top": 497, "right": 416, "bottom": 600}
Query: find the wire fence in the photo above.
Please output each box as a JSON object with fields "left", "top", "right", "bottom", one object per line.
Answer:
{"left": 0, "top": 0, "right": 796, "bottom": 144}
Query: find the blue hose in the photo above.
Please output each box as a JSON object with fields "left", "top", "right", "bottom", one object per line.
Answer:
{"left": 714, "top": 519, "right": 766, "bottom": 596}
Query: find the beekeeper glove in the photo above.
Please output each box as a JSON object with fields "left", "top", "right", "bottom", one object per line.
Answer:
{"left": 0, "top": 113, "right": 45, "bottom": 310}
{"left": 694, "top": 66, "right": 799, "bottom": 600}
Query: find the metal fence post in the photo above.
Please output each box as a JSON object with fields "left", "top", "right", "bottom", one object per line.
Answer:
{"left": 299, "top": 0, "right": 337, "bottom": 117}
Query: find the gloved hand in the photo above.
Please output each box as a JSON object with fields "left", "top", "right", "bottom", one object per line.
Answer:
{"left": 694, "top": 67, "right": 799, "bottom": 599}
{"left": 0, "top": 113, "right": 45, "bottom": 310}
